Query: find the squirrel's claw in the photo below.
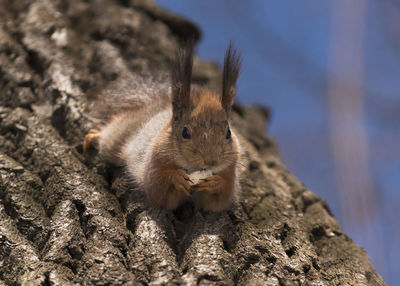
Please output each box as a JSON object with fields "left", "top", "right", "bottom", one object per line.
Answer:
{"left": 171, "top": 169, "right": 191, "bottom": 196}
{"left": 185, "top": 177, "right": 194, "bottom": 184}
{"left": 83, "top": 129, "right": 101, "bottom": 152}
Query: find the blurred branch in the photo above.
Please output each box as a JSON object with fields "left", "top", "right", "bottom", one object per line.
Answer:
{"left": 328, "top": 0, "right": 373, "bottom": 226}
{"left": 327, "top": 0, "right": 387, "bottom": 279}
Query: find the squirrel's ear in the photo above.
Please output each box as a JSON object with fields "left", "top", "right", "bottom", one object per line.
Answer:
{"left": 222, "top": 42, "right": 242, "bottom": 115}
{"left": 171, "top": 41, "right": 193, "bottom": 120}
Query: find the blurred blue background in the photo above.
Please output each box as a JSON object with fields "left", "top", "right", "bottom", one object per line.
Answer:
{"left": 158, "top": 0, "right": 399, "bottom": 284}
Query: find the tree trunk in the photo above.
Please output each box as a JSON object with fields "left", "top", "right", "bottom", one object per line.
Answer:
{"left": 0, "top": 0, "right": 385, "bottom": 285}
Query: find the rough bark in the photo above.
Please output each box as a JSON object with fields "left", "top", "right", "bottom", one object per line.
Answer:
{"left": 0, "top": 0, "right": 385, "bottom": 285}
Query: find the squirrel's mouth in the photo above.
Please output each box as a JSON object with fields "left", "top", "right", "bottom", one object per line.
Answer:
{"left": 185, "top": 167, "right": 209, "bottom": 173}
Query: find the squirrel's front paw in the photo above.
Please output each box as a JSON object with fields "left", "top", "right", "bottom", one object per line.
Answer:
{"left": 170, "top": 169, "right": 192, "bottom": 196}
{"left": 192, "top": 175, "right": 223, "bottom": 194}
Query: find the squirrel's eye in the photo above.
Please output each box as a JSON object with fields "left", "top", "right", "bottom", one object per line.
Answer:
{"left": 182, "top": 127, "right": 191, "bottom": 139}
{"left": 226, "top": 128, "right": 231, "bottom": 139}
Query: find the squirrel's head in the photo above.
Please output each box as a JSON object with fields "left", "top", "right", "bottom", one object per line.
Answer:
{"left": 170, "top": 42, "right": 242, "bottom": 172}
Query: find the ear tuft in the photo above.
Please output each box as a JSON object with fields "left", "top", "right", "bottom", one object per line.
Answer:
{"left": 171, "top": 41, "right": 194, "bottom": 119}
{"left": 222, "top": 42, "right": 242, "bottom": 114}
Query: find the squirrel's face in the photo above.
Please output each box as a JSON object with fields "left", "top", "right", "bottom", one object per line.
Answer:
{"left": 173, "top": 90, "right": 238, "bottom": 172}
{"left": 171, "top": 41, "right": 241, "bottom": 171}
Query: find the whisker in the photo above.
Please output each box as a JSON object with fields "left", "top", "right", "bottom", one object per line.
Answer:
{"left": 220, "top": 158, "right": 247, "bottom": 169}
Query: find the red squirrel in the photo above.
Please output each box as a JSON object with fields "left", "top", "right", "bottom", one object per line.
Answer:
{"left": 83, "top": 42, "right": 242, "bottom": 212}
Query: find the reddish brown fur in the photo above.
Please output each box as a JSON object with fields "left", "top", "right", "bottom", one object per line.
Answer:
{"left": 142, "top": 42, "right": 241, "bottom": 211}
{"left": 190, "top": 90, "right": 226, "bottom": 121}
{"left": 145, "top": 140, "right": 191, "bottom": 210}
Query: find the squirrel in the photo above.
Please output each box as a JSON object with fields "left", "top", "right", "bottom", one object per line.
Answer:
{"left": 83, "top": 42, "right": 242, "bottom": 212}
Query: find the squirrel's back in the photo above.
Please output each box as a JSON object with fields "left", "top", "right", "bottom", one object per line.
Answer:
{"left": 96, "top": 76, "right": 172, "bottom": 166}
